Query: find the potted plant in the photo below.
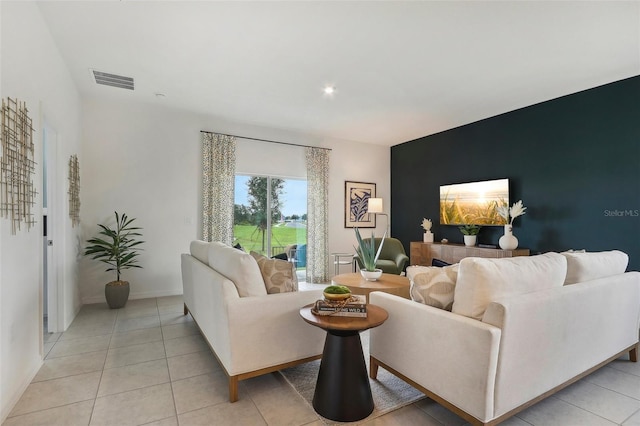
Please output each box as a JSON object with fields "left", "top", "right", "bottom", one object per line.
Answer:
{"left": 84, "top": 211, "right": 144, "bottom": 308}
{"left": 459, "top": 225, "right": 481, "bottom": 247}
{"left": 354, "top": 227, "right": 385, "bottom": 281}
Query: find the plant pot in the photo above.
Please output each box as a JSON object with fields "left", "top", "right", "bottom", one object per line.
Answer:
{"left": 360, "top": 269, "right": 383, "bottom": 281}
{"left": 499, "top": 225, "right": 519, "bottom": 250}
{"left": 463, "top": 235, "right": 477, "bottom": 247}
{"left": 105, "top": 280, "right": 130, "bottom": 309}
{"left": 423, "top": 231, "right": 434, "bottom": 243}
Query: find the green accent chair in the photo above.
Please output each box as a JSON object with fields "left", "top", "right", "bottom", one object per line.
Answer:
{"left": 354, "top": 237, "right": 409, "bottom": 275}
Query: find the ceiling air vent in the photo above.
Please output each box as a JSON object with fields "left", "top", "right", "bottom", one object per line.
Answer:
{"left": 92, "top": 70, "right": 134, "bottom": 90}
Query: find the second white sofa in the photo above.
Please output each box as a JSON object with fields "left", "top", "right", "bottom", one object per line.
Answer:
{"left": 181, "top": 240, "right": 326, "bottom": 402}
{"left": 370, "top": 251, "right": 640, "bottom": 425}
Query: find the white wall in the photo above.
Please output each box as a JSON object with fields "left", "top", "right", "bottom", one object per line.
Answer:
{"left": 0, "top": 2, "right": 83, "bottom": 421}
{"left": 80, "top": 97, "right": 390, "bottom": 302}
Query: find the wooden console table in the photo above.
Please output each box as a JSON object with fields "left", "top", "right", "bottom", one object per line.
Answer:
{"left": 410, "top": 242, "right": 529, "bottom": 266}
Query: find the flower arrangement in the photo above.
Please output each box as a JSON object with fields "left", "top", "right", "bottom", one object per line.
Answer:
{"left": 421, "top": 218, "right": 432, "bottom": 232}
{"left": 498, "top": 200, "right": 527, "bottom": 225}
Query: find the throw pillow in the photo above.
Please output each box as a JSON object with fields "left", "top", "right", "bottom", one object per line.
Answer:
{"left": 452, "top": 252, "right": 567, "bottom": 321}
{"left": 190, "top": 240, "right": 210, "bottom": 265}
{"left": 410, "top": 264, "right": 459, "bottom": 311}
{"left": 562, "top": 250, "right": 629, "bottom": 285}
{"left": 250, "top": 251, "right": 299, "bottom": 294}
{"left": 207, "top": 242, "right": 267, "bottom": 297}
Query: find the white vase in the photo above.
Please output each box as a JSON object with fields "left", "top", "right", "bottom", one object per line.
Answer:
{"left": 360, "top": 269, "right": 383, "bottom": 281}
{"left": 423, "top": 231, "right": 434, "bottom": 243}
{"left": 463, "top": 235, "right": 477, "bottom": 247}
{"left": 499, "top": 224, "right": 519, "bottom": 250}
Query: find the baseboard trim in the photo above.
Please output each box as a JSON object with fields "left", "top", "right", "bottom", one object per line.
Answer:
{"left": 81, "top": 289, "right": 183, "bottom": 305}
{"left": 1, "top": 358, "right": 42, "bottom": 424}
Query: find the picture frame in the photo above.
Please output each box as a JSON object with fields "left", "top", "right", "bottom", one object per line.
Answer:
{"left": 344, "top": 181, "right": 376, "bottom": 228}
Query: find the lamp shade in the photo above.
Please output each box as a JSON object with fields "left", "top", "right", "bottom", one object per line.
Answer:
{"left": 367, "top": 198, "right": 384, "bottom": 214}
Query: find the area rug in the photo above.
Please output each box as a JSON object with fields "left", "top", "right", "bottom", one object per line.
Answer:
{"left": 279, "top": 331, "right": 425, "bottom": 425}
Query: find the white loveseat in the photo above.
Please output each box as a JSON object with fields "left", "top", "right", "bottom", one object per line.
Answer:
{"left": 181, "top": 240, "right": 325, "bottom": 402}
{"left": 370, "top": 251, "right": 640, "bottom": 425}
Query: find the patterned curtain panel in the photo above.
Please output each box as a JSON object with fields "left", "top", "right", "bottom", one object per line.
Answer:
{"left": 202, "top": 132, "right": 236, "bottom": 244}
{"left": 305, "top": 147, "right": 330, "bottom": 283}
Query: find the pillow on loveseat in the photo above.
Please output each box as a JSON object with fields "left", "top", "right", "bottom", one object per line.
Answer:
{"left": 207, "top": 242, "right": 267, "bottom": 297}
{"left": 190, "top": 240, "right": 211, "bottom": 265}
{"left": 561, "top": 250, "right": 628, "bottom": 285}
{"left": 250, "top": 252, "right": 298, "bottom": 294}
{"left": 408, "top": 264, "right": 459, "bottom": 311}
{"left": 452, "top": 253, "right": 567, "bottom": 321}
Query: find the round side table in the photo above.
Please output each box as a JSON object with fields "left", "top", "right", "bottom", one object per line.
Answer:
{"left": 299, "top": 304, "right": 388, "bottom": 422}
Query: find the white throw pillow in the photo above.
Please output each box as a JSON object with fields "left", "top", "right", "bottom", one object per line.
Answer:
{"left": 452, "top": 253, "right": 567, "bottom": 321}
{"left": 190, "top": 240, "right": 210, "bottom": 265}
{"left": 207, "top": 242, "right": 267, "bottom": 297}
{"left": 562, "top": 250, "right": 629, "bottom": 285}
{"left": 410, "top": 264, "right": 459, "bottom": 311}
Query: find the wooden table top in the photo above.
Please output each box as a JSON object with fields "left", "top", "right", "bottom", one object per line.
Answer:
{"left": 332, "top": 272, "right": 409, "bottom": 291}
{"left": 299, "top": 304, "right": 388, "bottom": 332}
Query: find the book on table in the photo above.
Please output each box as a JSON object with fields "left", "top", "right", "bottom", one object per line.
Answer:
{"left": 315, "top": 294, "right": 367, "bottom": 317}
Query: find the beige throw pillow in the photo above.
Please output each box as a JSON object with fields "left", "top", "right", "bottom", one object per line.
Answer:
{"left": 410, "top": 264, "right": 459, "bottom": 311}
{"left": 452, "top": 253, "right": 567, "bottom": 321}
{"left": 562, "top": 250, "right": 629, "bottom": 285}
{"left": 250, "top": 252, "right": 298, "bottom": 294}
{"left": 207, "top": 242, "right": 267, "bottom": 297}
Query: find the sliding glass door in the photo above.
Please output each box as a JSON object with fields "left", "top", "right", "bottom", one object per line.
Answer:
{"left": 234, "top": 175, "right": 307, "bottom": 260}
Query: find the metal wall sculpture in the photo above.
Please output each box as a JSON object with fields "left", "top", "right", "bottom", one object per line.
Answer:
{"left": 0, "top": 97, "right": 36, "bottom": 234}
{"left": 68, "top": 154, "right": 80, "bottom": 227}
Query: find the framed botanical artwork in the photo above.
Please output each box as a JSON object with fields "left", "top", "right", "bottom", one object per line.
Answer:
{"left": 344, "top": 181, "right": 376, "bottom": 228}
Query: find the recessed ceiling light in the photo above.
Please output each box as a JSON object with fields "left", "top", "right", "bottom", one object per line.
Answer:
{"left": 323, "top": 86, "right": 335, "bottom": 95}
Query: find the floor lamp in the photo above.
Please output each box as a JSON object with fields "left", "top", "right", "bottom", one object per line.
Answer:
{"left": 367, "top": 197, "right": 389, "bottom": 238}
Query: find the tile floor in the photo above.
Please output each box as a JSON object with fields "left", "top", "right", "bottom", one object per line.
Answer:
{"left": 3, "top": 295, "right": 640, "bottom": 425}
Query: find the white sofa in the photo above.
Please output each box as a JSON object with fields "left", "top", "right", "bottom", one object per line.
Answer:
{"left": 370, "top": 251, "right": 640, "bottom": 426}
{"left": 181, "top": 240, "right": 325, "bottom": 402}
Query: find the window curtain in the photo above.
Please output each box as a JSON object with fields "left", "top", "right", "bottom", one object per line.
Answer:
{"left": 305, "top": 147, "right": 330, "bottom": 283}
{"left": 202, "top": 132, "right": 236, "bottom": 244}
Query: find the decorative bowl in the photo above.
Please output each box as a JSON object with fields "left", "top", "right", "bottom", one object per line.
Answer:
{"left": 323, "top": 291, "right": 352, "bottom": 301}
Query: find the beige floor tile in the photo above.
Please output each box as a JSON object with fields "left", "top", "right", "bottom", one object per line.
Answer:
{"left": 114, "top": 315, "right": 161, "bottom": 333}
{"left": 158, "top": 303, "right": 184, "bottom": 315}
{"left": 171, "top": 372, "right": 229, "bottom": 414}
{"left": 3, "top": 400, "right": 94, "bottom": 426}
{"left": 609, "top": 353, "right": 640, "bottom": 377}
{"left": 585, "top": 366, "right": 640, "bottom": 400}
{"left": 117, "top": 305, "right": 160, "bottom": 319}
{"left": 9, "top": 372, "right": 101, "bottom": 417}
{"left": 123, "top": 298, "right": 159, "bottom": 309}
{"left": 517, "top": 396, "right": 616, "bottom": 426}
{"left": 177, "top": 398, "right": 266, "bottom": 426}
{"left": 140, "top": 416, "right": 178, "bottom": 426}
{"left": 163, "top": 334, "right": 208, "bottom": 358}
{"left": 364, "top": 404, "right": 441, "bottom": 425}
{"left": 34, "top": 350, "right": 107, "bottom": 382}
{"left": 244, "top": 373, "right": 318, "bottom": 426}
{"left": 167, "top": 350, "right": 220, "bottom": 381}
{"left": 109, "top": 327, "right": 163, "bottom": 349}
{"left": 98, "top": 358, "right": 170, "bottom": 397}
{"left": 415, "top": 398, "right": 467, "bottom": 426}
{"left": 157, "top": 295, "right": 183, "bottom": 306}
{"left": 161, "top": 322, "right": 199, "bottom": 340}
{"left": 59, "top": 323, "right": 115, "bottom": 341}
{"left": 159, "top": 312, "right": 193, "bottom": 326}
{"left": 555, "top": 379, "right": 640, "bottom": 424}
{"left": 624, "top": 408, "right": 640, "bottom": 425}
{"left": 46, "top": 334, "right": 111, "bottom": 359}
{"left": 91, "top": 383, "right": 175, "bottom": 426}
{"left": 104, "top": 340, "right": 166, "bottom": 368}
{"left": 43, "top": 342, "right": 55, "bottom": 357}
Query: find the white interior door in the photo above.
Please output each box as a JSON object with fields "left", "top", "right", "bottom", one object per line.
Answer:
{"left": 43, "top": 124, "right": 59, "bottom": 333}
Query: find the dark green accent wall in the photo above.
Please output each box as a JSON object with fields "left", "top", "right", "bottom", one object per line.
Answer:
{"left": 391, "top": 76, "right": 640, "bottom": 271}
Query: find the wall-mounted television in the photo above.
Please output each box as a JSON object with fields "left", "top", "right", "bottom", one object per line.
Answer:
{"left": 440, "top": 178, "right": 509, "bottom": 226}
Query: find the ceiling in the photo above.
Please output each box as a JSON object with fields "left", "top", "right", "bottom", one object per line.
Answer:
{"left": 36, "top": 1, "right": 640, "bottom": 146}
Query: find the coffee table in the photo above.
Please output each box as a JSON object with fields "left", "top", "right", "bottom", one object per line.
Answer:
{"left": 332, "top": 272, "right": 410, "bottom": 303}
{"left": 300, "top": 304, "right": 388, "bottom": 422}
